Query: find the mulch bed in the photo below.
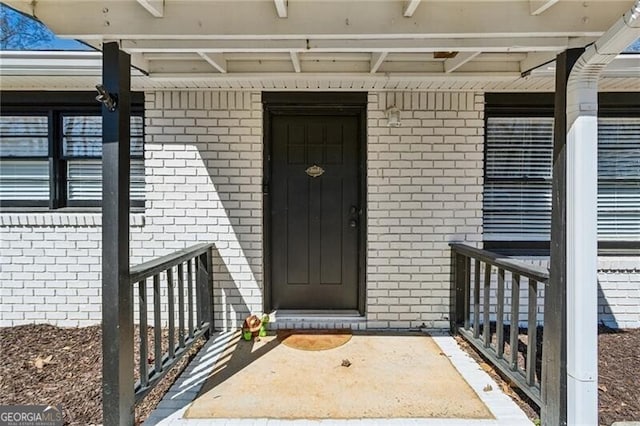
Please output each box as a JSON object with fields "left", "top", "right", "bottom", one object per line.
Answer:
{"left": 0, "top": 324, "right": 204, "bottom": 425}
{"left": 456, "top": 326, "right": 640, "bottom": 426}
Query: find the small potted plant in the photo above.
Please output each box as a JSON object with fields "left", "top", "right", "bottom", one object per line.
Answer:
{"left": 242, "top": 314, "right": 262, "bottom": 341}
{"left": 259, "top": 314, "right": 270, "bottom": 337}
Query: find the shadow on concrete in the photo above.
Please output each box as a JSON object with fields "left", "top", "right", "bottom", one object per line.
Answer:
{"left": 195, "top": 334, "right": 281, "bottom": 397}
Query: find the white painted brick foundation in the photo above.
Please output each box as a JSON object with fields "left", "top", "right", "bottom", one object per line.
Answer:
{"left": 1, "top": 90, "right": 638, "bottom": 329}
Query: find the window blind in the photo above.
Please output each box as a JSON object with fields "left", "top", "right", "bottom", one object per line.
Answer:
{"left": 0, "top": 115, "right": 50, "bottom": 201}
{"left": 63, "top": 115, "right": 144, "bottom": 202}
{"left": 598, "top": 118, "right": 640, "bottom": 240}
{"left": 484, "top": 116, "right": 640, "bottom": 242}
{"left": 484, "top": 117, "right": 553, "bottom": 241}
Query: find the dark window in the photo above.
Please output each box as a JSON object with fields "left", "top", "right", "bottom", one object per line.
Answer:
{"left": 0, "top": 92, "right": 144, "bottom": 209}
{"left": 484, "top": 93, "right": 640, "bottom": 253}
{"left": 0, "top": 115, "right": 50, "bottom": 203}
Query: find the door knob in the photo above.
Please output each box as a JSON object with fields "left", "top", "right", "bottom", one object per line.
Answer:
{"left": 349, "top": 220, "right": 358, "bottom": 228}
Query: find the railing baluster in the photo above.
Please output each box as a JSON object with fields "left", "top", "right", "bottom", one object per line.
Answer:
{"left": 177, "top": 263, "right": 185, "bottom": 349}
{"left": 153, "top": 273, "right": 162, "bottom": 374}
{"left": 496, "top": 268, "right": 505, "bottom": 358}
{"left": 526, "top": 278, "right": 538, "bottom": 386}
{"left": 483, "top": 263, "right": 492, "bottom": 348}
{"left": 473, "top": 259, "right": 481, "bottom": 339}
{"left": 138, "top": 279, "right": 149, "bottom": 388}
{"left": 464, "top": 256, "right": 471, "bottom": 330}
{"left": 167, "top": 267, "right": 175, "bottom": 359}
{"left": 195, "top": 255, "right": 202, "bottom": 328}
{"left": 187, "top": 258, "right": 194, "bottom": 339}
{"left": 205, "top": 247, "right": 214, "bottom": 333}
{"left": 510, "top": 273, "right": 521, "bottom": 371}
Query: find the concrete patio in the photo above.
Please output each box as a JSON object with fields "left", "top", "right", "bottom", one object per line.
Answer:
{"left": 143, "top": 331, "right": 532, "bottom": 425}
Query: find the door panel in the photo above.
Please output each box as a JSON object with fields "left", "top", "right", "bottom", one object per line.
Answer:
{"left": 270, "top": 113, "right": 360, "bottom": 310}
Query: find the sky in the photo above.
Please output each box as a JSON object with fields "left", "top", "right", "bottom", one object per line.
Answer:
{"left": 0, "top": 1, "right": 638, "bottom": 53}
{"left": 0, "top": 3, "right": 92, "bottom": 51}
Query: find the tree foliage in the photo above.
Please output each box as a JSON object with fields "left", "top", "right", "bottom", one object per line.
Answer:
{"left": 0, "top": 4, "right": 53, "bottom": 50}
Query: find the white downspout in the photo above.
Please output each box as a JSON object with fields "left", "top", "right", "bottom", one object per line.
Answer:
{"left": 565, "top": 2, "right": 640, "bottom": 425}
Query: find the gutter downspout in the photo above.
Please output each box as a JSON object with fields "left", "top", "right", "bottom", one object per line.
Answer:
{"left": 565, "top": 2, "right": 640, "bottom": 425}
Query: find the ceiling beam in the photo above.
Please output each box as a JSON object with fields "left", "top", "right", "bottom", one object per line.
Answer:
{"left": 370, "top": 52, "right": 388, "bottom": 73}
{"left": 8, "top": 1, "right": 629, "bottom": 40}
{"left": 120, "top": 37, "right": 575, "bottom": 53}
{"left": 148, "top": 71, "right": 522, "bottom": 82}
{"left": 530, "top": 0, "right": 559, "bottom": 16}
{"left": 136, "top": 0, "right": 164, "bottom": 18}
{"left": 444, "top": 51, "right": 481, "bottom": 73}
{"left": 198, "top": 52, "right": 227, "bottom": 73}
{"left": 122, "top": 39, "right": 306, "bottom": 53}
{"left": 403, "top": 0, "right": 422, "bottom": 17}
{"left": 274, "top": 0, "right": 287, "bottom": 18}
{"left": 309, "top": 37, "right": 573, "bottom": 52}
{"left": 290, "top": 51, "right": 301, "bottom": 72}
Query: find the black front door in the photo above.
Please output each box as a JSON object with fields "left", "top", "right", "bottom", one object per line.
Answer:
{"left": 269, "top": 112, "right": 361, "bottom": 310}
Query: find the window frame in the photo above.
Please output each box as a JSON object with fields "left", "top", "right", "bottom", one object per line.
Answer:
{"left": 0, "top": 110, "right": 52, "bottom": 208}
{"left": 0, "top": 91, "right": 145, "bottom": 210}
{"left": 484, "top": 92, "right": 640, "bottom": 255}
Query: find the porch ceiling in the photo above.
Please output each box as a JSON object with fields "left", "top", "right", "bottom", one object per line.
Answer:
{"left": 3, "top": 0, "right": 639, "bottom": 91}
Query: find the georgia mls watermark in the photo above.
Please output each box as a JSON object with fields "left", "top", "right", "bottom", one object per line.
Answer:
{"left": 0, "top": 405, "right": 63, "bottom": 426}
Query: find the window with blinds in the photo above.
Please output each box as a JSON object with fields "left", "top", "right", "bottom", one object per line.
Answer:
{"left": 0, "top": 115, "right": 50, "bottom": 204}
{"left": 62, "top": 115, "right": 144, "bottom": 204}
{"left": 598, "top": 118, "right": 640, "bottom": 240}
{"left": 484, "top": 115, "right": 640, "bottom": 244}
{"left": 0, "top": 107, "right": 144, "bottom": 209}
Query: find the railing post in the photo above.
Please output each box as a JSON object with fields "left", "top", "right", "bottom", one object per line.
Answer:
{"left": 450, "top": 250, "right": 466, "bottom": 333}
{"left": 196, "top": 249, "right": 213, "bottom": 335}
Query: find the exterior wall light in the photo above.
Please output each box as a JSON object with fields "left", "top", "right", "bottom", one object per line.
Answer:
{"left": 385, "top": 106, "right": 401, "bottom": 127}
{"left": 95, "top": 84, "right": 118, "bottom": 112}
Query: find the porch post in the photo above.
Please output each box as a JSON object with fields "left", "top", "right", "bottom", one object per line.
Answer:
{"left": 541, "top": 48, "right": 583, "bottom": 426}
{"left": 101, "top": 42, "right": 133, "bottom": 426}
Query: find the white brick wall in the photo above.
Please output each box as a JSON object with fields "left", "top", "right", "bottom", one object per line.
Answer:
{"left": 366, "top": 92, "right": 484, "bottom": 329}
{"left": 139, "top": 91, "right": 264, "bottom": 330}
{"left": 0, "top": 215, "right": 145, "bottom": 326}
{"left": 1, "top": 90, "right": 638, "bottom": 330}
{"left": 599, "top": 261, "right": 640, "bottom": 328}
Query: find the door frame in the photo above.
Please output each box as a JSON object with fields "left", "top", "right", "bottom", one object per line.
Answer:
{"left": 262, "top": 92, "right": 368, "bottom": 315}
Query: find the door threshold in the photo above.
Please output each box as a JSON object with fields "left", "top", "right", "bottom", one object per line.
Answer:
{"left": 273, "top": 310, "right": 363, "bottom": 319}
{"left": 269, "top": 310, "right": 366, "bottom": 331}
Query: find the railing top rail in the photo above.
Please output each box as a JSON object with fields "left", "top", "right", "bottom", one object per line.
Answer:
{"left": 450, "top": 243, "right": 549, "bottom": 283}
{"left": 130, "top": 243, "right": 214, "bottom": 284}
